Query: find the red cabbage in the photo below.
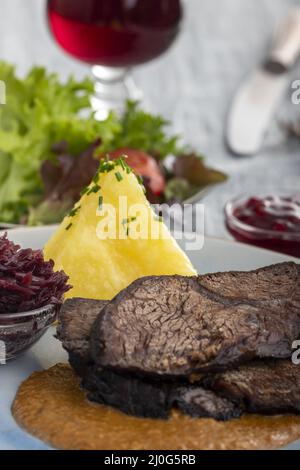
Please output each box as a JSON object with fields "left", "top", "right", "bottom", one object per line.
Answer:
{"left": 0, "top": 233, "right": 71, "bottom": 313}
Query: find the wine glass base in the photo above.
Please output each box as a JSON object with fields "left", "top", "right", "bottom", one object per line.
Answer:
{"left": 91, "top": 66, "right": 143, "bottom": 120}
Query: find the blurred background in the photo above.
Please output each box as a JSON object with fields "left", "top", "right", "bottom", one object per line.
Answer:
{"left": 0, "top": 0, "right": 299, "bottom": 238}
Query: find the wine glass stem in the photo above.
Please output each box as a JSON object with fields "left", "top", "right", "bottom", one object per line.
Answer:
{"left": 91, "top": 65, "right": 142, "bottom": 120}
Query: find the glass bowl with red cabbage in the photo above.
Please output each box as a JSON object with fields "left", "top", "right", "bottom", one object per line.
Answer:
{"left": 0, "top": 233, "right": 70, "bottom": 362}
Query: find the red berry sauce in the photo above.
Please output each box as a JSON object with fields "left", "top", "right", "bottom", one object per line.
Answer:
{"left": 226, "top": 195, "right": 300, "bottom": 258}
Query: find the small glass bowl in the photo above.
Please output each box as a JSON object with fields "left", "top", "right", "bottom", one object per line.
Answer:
{"left": 0, "top": 304, "right": 57, "bottom": 362}
{"left": 225, "top": 193, "right": 300, "bottom": 259}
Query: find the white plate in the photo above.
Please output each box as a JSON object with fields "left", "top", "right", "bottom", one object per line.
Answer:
{"left": 0, "top": 226, "right": 299, "bottom": 450}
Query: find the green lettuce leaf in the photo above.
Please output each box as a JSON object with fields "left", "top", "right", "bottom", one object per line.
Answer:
{"left": 0, "top": 62, "right": 120, "bottom": 223}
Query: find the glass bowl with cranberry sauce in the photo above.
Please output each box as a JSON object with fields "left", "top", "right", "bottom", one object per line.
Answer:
{"left": 0, "top": 304, "right": 58, "bottom": 362}
{"left": 225, "top": 192, "right": 300, "bottom": 258}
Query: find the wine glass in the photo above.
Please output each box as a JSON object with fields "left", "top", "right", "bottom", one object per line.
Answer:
{"left": 47, "top": 0, "right": 183, "bottom": 119}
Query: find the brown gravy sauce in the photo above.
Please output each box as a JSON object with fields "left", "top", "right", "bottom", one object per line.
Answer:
{"left": 12, "top": 364, "right": 300, "bottom": 450}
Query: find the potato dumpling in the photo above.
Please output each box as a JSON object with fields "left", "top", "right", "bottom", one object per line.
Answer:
{"left": 44, "top": 158, "right": 196, "bottom": 300}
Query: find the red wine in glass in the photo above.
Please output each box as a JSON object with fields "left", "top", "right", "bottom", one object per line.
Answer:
{"left": 47, "top": 0, "right": 183, "bottom": 117}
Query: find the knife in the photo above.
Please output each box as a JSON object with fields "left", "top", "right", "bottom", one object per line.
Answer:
{"left": 227, "top": 8, "right": 300, "bottom": 156}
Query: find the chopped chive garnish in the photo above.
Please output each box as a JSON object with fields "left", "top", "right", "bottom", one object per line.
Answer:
{"left": 80, "top": 186, "right": 89, "bottom": 196}
{"left": 99, "top": 159, "right": 114, "bottom": 173}
{"left": 98, "top": 195, "right": 103, "bottom": 210}
{"left": 68, "top": 206, "right": 81, "bottom": 218}
{"left": 122, "top": 216, "right": 137, "bottom": 236}
{"left": 122, "top": 216, "right": 137, "bottom": 225}
{"left": 105, "top": 161, "right": 114, "bottom": 172}
{"left": 92, "top": 172, "right": 99, "bottom": 183}
{"left": 136, "top": 174, "right": 143, "bottom": 185}
{"left": 97, "top": 156, "right": 132, "bottom": 177}
{"left": 65, "top": 222, "right": 73, "bottom": 231}
{"left": 115, "top": 171, "right": 123, "bottom": 182}
{"left": 87, "top": 183, "right": 101, "bottom": 195}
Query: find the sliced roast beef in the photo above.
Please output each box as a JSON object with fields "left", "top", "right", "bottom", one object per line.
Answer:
{"left": 84, "top": 367, "right": 174, "bottom": 419}
{"left": 84, "top": 366, "right": 241, "bottom": 420}
{"left": 85, "top": 359, "right": 300, "bottom": 419}
{"left": 57, "top": 297, "right": 108, "bottom": 374}
{"left": 174, "top": 386, "right": 241, "bottom": 421}
{"left": 57, "top": 262, "right": 300, "bottom": 422}
{"left": 199, "top": 262, "right": 299, "bottom": 302}
{"left": 204, "top": 359, "right": 300, "bottom": 415}
{"left": 57, "top": 297, "right": 241, "bottom": 420}
{"left": 90, "top": 263, "right": 300, "bottom": 377}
